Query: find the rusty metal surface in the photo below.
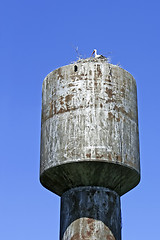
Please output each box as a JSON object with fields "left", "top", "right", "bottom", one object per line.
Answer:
{"left": 40, "top": 58, "right": 140, "bottom": 196}
{"left": 60, "top": 187, "right": 120, "bottom": 240}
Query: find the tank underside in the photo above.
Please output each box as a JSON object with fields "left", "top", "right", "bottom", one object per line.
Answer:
{"left": 40, "top": 161, "right": 140, "bottom": 196}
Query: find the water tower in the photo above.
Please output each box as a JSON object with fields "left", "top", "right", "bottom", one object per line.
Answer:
{"left": 40, "top": 56, "right": 140, "bottom": 239}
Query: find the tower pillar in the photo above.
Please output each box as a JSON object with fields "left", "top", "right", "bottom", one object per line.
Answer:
{"left": 60, "top": 187, "right": 121, "bottom": 240}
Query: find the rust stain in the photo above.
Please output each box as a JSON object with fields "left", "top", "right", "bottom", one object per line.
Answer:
{"left": 105, "top": 76, "right": 111, "bottom": 83}
{"left": 70, "top": 74, "right": 85, "bottom": 81}
{"left": 86, "top": 230, "right": 92, "bottom": 237}
{"left": 106, "top": 99, "right": 115, "bottom": 104}
{"left": 87, "top": 218, "right": 94, "bottom": 225}
{"left": 71, "top": 88, "right": 76, "bottom": 92}
{"left": 86, "top": 153, "right": 91, "bottom": 158}
{"left": 49, "top": 101, "right": 53, "bottom": 118}
{"left": 114, "top": 105, "right": 134, "bottom": 120}
{"left": 88, "top": 221, "right": 94, "bottom": 231}
{"left": 59, "top": 96, "right": 64, "bottom": 105}
{"left": 120, "top": 88, "right": 125, "bottom": 97}
{"left": 70, "top": 233, "right": 80, "bottom": 240}
{"left": 57, "top": 108, "right": 66, "bottom": 114}
{"left": 116, "top": 117, "right": 120, "bottom": 122}
{"left": 42, "top": 92, "right": 133, "bottom": 124}
{"left": 97, "top": 155, "right": 104, "bottom": 159}
{"left": 97, "top": 64, "right": 102, "bottom": 77}
{"left": 68, "top": 83, "right": 75, "bottom": 87}
{"left": 95, "top": 153, "right": 104, "bottom": 159}
{"left": 94, "top": 81, "right": 98, "bottom": 87}
{"left": 57, "top": 68, "right": 63, "bottom": 79}
{"left": 65, "top": 94, "right": 74, "bottom": 103}
{"left": 105, "top": 87, "right": 113, "bottom": 98}
{"left": 108, "top": 112, "right": 114, "bottom": 120}
{"left": 116, "top": 155, "right": 122, "bottom": 162}
{"left": 55, "top": 105, "right": 85, "bottom": 115}
{"left": 42, "top": 105, "right": 84, "bottom": 117}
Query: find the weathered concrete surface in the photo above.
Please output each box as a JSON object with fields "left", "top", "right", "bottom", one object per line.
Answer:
{"left": 62, "top": 218, "right": 115, "bottom": 240}
{"left": 40, "top": 58, "right": 140, "bottom": 196}
{"left": 60, "top": 187, "right": 121, "bottom": 240}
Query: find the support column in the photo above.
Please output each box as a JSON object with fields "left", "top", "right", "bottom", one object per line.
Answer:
{"left": 60, "top": 187, "right": 121, "bottom": 240}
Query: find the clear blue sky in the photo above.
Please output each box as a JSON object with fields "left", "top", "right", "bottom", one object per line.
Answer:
{"left": 0, "top": 0, "right": 160, "bottom": 239}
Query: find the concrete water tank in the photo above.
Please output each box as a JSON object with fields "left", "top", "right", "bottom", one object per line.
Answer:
{"left": 40, "top": 57, "right": 140, "bottom": 197}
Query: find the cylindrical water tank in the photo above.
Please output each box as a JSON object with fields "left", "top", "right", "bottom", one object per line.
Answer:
{"left": 40, "top": 58, "right": 140, "bottom": 196}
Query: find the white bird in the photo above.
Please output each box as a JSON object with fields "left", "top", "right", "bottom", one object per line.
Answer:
{"left": 91, "top": 49, "right": 103, "bottom": 58}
